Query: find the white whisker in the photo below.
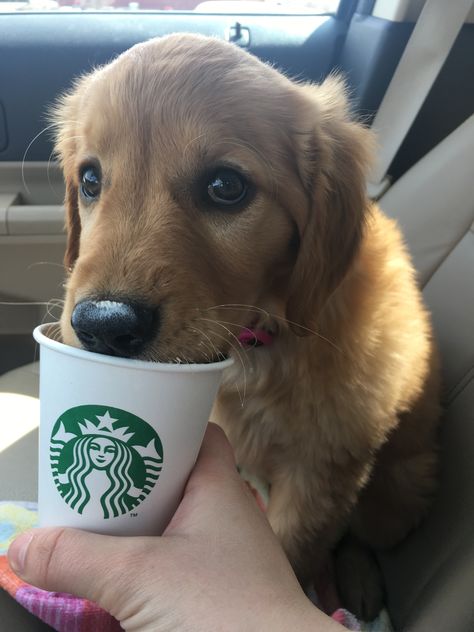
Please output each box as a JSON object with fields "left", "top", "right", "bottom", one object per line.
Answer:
{"left": 205, "top": 303, "right": 342, "bottom": 354}
{"left": 189, "top": 326, "right": 222, "bottom": 363}
{"left": 26, "top": 261, "right": 65, "bottom": 271}
{"left": 183, "top": 132, "right": 208, "bottom": 160}
{"left": 198, "top": 317, "right": 249, "bottom": 407}
{"left": 46, "top": 150, "right": 63, "bottom": 201}
{"left": 208, "top": 329, "right": 247, "bottom": 408}
{"left": 21, "top": 123, "right": 57, "bottom": 197}
{"left": 0, "top": 299, "right": 61, "bottom": 308}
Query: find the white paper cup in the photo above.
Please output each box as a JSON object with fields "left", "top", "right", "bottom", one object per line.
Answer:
{"left": 33, "top": 323, "right": 233, "bottom": 536}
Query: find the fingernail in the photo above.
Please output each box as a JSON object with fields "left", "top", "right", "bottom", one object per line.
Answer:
{"left": 8, "top": 532, "right": 35, "bottom": 575}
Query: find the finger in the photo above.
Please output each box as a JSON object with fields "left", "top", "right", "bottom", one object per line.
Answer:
{"left": 165, "top": 423, "right": 265, "bottom": 538}
{"left": 184, "top": 422, "right": 240, "bottom": 495}
{"left": 163, "top": 422, "right": 241, "bottom": 535}
{"left": 8, "top": 527, "right": 155, "bottom": 615}
{"left": 197, "top": 422, "right": 237, "bottom": 471}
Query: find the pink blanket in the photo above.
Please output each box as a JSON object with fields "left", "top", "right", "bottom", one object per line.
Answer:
{"left": 0, "top": 500, "right": 391, "bottom": 632}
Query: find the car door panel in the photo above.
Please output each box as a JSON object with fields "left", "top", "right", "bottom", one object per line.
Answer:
{"left": 1, "top": 4, "right": 474, "bottom": 630}
{"left": 0, "top": 9, "right": 350, "bottom": 368}
{"left": 1, "top": 3, "right": 472, "bottom": 372}
{"left": 0, "top": 12, "right": 345, "bottom": 162}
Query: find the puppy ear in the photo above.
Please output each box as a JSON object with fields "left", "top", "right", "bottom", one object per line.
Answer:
{"left": 50, "top": 78, "right": 87, "bottom": 271}
{"left": 63, "top": 179, "right": 81, "bottom": 270}
{"left": 286, "top": 77, "right": 373, "bottom": 335}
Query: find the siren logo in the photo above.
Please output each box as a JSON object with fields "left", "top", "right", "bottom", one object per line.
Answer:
{"left": 50, "top": 405, "right": 163, "bottom": 519}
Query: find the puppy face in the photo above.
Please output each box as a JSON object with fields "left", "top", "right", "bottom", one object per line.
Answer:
{"left": 54, "top": 34, "right": 371, "bottom": 362}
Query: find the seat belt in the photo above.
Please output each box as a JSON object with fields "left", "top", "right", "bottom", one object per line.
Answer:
{"left": 367, "top": 0, "right": 474, "bottom": 200}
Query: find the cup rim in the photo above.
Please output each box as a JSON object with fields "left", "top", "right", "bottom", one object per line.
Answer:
{"left": 33, "top": 323, "right": 234, "bottom": 373}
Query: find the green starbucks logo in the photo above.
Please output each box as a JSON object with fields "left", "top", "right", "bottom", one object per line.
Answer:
{"left": 50, "top": 405, "right": 164, "bottom": 519}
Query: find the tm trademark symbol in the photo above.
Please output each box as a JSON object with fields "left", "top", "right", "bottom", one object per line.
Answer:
{"left": 130, "top": 512, "right": 138, "bottom": 518}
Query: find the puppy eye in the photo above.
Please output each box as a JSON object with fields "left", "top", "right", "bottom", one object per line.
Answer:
{"left": 207, "top": 168, "right": 248, "bottom": 207}
{"left": 80, "top": 165, "right": 101, "bottom": 201}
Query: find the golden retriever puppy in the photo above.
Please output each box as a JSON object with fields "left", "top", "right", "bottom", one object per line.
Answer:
{"left": 53, "top": 34, "right": 440, "bottom": 619}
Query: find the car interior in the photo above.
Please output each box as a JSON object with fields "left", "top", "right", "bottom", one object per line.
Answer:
{"left": 0, "top": 0, "right": 473, "bottom": 629}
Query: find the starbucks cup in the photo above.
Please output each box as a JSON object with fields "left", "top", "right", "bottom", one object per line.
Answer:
{"left": 33, "top": 323, "right": 233, "bottom": 536}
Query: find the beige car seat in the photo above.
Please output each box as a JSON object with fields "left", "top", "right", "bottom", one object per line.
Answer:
{"left": 0, "top": 115, "right": 473, "bottom": 631}
{"left": 375, "top": 113, "right": 474, "bottom": 631}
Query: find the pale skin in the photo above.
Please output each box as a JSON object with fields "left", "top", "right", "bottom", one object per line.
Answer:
{"left": 8, "top": 424, "right": 344, "bottom": 632}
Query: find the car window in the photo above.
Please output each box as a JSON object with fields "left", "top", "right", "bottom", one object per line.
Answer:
{"left": 0, "top": 0, "right": 340, "bottom": 14}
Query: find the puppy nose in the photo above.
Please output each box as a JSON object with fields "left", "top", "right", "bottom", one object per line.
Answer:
{"left": 71, "top": 299, "right": 157, "bottom": 357}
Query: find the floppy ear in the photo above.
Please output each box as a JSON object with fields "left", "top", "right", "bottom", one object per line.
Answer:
{"left": 63, "top": 179, "right": 81, "bottom": 270}
{"left": 286, "top": 77, "right": 374, "bottom": 334}
{"left": 50, "top": 78, "right": 87, "bottom": 271}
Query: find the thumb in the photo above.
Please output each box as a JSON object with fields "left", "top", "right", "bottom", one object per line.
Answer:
{"left": 6, "top": 424, "right": 238, "bottom": 611}
{"left": 7, "top": 424, "right": 239, "bottom": 612}
{"left": 184, "top": 421, "right": 239, "bottom": 493}
{"left": 8, "top": 527, "right": 157, "bottom": 615}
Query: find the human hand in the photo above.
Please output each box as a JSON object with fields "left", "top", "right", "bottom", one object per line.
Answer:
{"left": 8, "top": 423, "right": 343, "bottom": 631}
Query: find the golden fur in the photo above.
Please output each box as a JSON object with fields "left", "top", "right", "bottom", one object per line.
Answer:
{"left": 54, "top": 34, "right": 440, "bottom": 618}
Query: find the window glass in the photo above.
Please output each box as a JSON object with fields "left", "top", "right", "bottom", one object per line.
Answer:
{"left": 0, "top": 0, "right": 340, "bottom": 14}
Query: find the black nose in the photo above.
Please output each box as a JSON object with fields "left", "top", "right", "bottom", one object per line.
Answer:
{"left": 71, "top": 299, "right": 158, "bottom": 357}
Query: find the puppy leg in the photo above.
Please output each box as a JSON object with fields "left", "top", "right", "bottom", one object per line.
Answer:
{"left": 335, "top": 400, "right": 439, "bottom": 620}
{"left": 334, "top": 447, "right": 437, "bottom": 620}
{"left": 266, "top": 473, "right": 327, "bottom": 580}
{"left": 349, "top": 447, "right": 438, "bottom": 550}
{"left": 350, "top": 356, "right": 441, "bottom": 549}
{"left": 266, "top": 462, "right": 365, "bottom": 584}
{"left": 334, "top": 534, "right": 384, "bottom": 622}
{"left": 350, "top": 388, "right": 440, "bottom": 550}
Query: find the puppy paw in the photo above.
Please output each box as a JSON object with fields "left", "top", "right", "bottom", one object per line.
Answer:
{"left": 334, "top": 536, "right": 384, "bottom": 622}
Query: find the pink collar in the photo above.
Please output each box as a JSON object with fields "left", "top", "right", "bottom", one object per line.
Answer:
{"left": 238, "top": 327, "right": 274, "bottom": 348}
